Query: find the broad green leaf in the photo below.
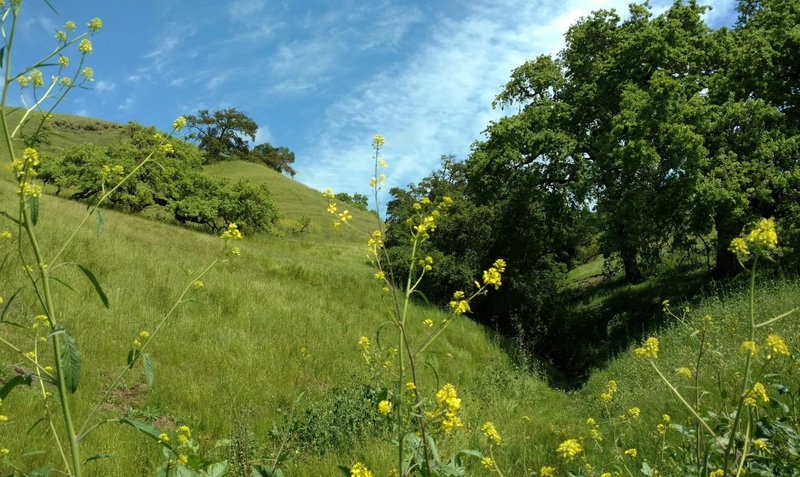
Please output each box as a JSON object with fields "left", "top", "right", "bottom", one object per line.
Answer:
{"left": 119, "top": 418, "right": 167, "bottom": 446}
{"left": 0, "top": 287, "right": 22, "bottom": 322}
{"left": 28, "top": 195, "right": 39, "bottom": 225}
{"left": 142, "top": 352, "right": 154, "bottom": 386}
{"left": 96, "top": 209, "right": 105, "bottom": 237}
{"left": 127, "top": 349, "right": 140, "bottom": 369}
{"left": 83, "top": 453, "right": 114, "bottom": 465}
{"left": 77, "top": 264, "right": 109, "bottom": 308}
{"left": 0, "top": 374, "right": 33, "bottom": 399}
{"left": 203, "top": 462, "right": 229, "bottom": 477}
{"left": 60, "top": 332, "right": 81, "bottom": 393}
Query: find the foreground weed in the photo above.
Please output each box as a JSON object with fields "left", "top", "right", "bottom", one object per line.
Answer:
{"left": 538, "top": 218, "right": 799, "bottom": 476}
{"left": 325, "top": 136, "right": 506, "bottom": 476}
{"left": 0, "top": 4, "right": 237, "bottom": 476}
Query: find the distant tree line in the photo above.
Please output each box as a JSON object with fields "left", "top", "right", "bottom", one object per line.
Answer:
{"left": 385, "top": 0, "right": 799, "bottom": 362}
{"left": 184, "top": 108, "right": 297, "bottom": 177}
{"left": 39, "top": 122, "right": 279, "bottom": 234}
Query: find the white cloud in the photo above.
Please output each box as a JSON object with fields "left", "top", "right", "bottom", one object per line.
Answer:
{"left": 118, "top": 96, "right": 135, "bottom": 111}
{"left": 94, "top": 80, "right": 116, "bottom": 94}
{"left": 297, "top": 0, "right": 632, "bottom": 197}
{"left": 255, "top": 124, "right": 272, "bottom": 145}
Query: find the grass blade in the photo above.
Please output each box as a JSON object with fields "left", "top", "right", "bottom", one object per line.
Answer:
{"left": 77, "top": 264, "right": 109, "bottom": 308}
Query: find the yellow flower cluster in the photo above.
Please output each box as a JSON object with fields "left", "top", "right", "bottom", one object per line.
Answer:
{"left": 634, "top": 337, "right": 659, "bottom": 359}
{"left": 765, "top": 334, "right": 789, "bottom": 359}
{"left": 378, "top": 400, "right": 393, "bottom": 416}
{"left": 600, "top": 380, "right": 618, "bottom": 403}
{"left": 556, "top": 438, "right": 582, "bottom": 461}
{"left": 481, "top": 457, "right": 494, "bottom": 470}
{"left": 13, "top": 148, "right": 43, "bottom": 198}
{"left": 87, "top": 17, "right": 103, "bottom": 32}
{"left": 220, "top": 223, "right": 243, "bottom": 240}
{"left": 173, "top": 116, "right": 187, "bottom": 130}
{"left": 744, "top": 382, "right": 769, "bottom": 407}
{"left": 627, "top": 407, "right": 640, "bottom": 419}
{"left": 78, "top": 39, "right": 92, "bottom": 54}
{"left": 482, "top": 259, "right": 506, "bottom": 289}
{"left": 624, "top": 448, "right": 637, "bottom": 459}
{"left": 434, "top": 383, "right": 462, "bottom": 432}
{"left": 177, "top": 425, "right": 192, "bottom": 445}
{"left": 350, "top": 462, "right": 373, "bottom": 477}
{"left": 449, "top": 290, "right": 470, "bottom": 315}
{"left": 676, "top": 367, "right": 693, "bottom": 379}
{"left": 372, "top": 134, "right": 385, "bottom": 148}
{"left": 586, "top": 417, "right": 603, "bottom": 441}
{"left": 482, "top": 421, "right": 501, "bottom": 445}
{"left": 740, "top": 340, "right": 758, "bottom": 356}
{"left": 358, "top": 336, "right": 370, "bottom": 350}
{"left": 419, "top": 255, "right": 433, "bottom": 271}
{"left": 539, "top": 466, "right": 556, "bottom": 477}
{"left": 729, "top": 217, "right": 778, "bottom": 259}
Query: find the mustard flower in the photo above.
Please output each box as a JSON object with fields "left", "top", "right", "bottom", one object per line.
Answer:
{"left": 370, "top": 177, "right": 377, "bottom": 187}
{"left": 78, "top": 39, "right": 93, "bottom": 54}
{"left": 634, "top": 337, "right": 659, "bottom": 359}
{"left": 81, "top": 67, "right": 94, "bottom": 81}
{"left": 177, "top": 454, "right": 188, "bottom": 465}
{"left": 423, "top": 319, "right": 433, "bottom": 327}
{"left": 372, "top": 134, "right": 384, "bottom": 148}
{"left": 600, "top": 473, "right": 612, "bottom": 477}
{"left": 55, "top": 30, "right": 67, "bottom": 41}
{"left": 753, "top": 438, "right": 767, "bottom": 450}
{"left": 131, "top": 339, "right": 142, "bottom": 350}
{"left": 322, "top": 188, "right": 335, "bottom": 199}
{"left": 747, "top": 217, "right": 778, "bottom": 250}
{"left": 0, "top": 448, "right": 8, "bottom": 455}
{"left": 192, "top": 280, "right": 204, "bottom": 289}
{"left": 30, "top": 69, "right": 43, "bottom": 87}
{"left": 64, "top": 21, "right": 77, "bottom": 31}
{"left": 482, "top": 421, "right": 501, "bottom": 445}
{"left": 160, "top": 143, "right": 174, "bottom": 154}
{"left": 624, "top": 448, "right": 637, "bottom": 459}
{"left": 17, "top": 75, "right": 29, "bottom": 87}
{"left": 628, "top": 407, "right": 640, "bottom": 418}
{"left": 405, "top": 382, "right": 416, "bottom": 392}
{"left": 765, "top": 334, "right": 789, "bottom": 358}
{"left": 482, "top": 266, "right": 502, "bottom": 289}
{"left": 358, "top": 336, "right": 370, "bottom": 350}
{"left": 677, "top": 367, "right": 693, "bottom": 378}
{"left": 378, "top": 400, "right": 393, "bottom": 415}
{"left": 327, "top": 203, "right": 337, "bottom": 214}
{"left": 1, "top": 231, "right": 10, "bottom": 239}
{"left": 230, "top": 246, "right": 241, "bottom": 256}
{"left": 481, "top": 457, "right": 494, "bottom": 470}
{"left": 0, "top": 415, "right": 8, "bottom": 422}
{"left": 600, "top": 380, "right": 618, "bottom": 402}
{"left": 729, "top": 237, "right": 750, "bottom": 258}
{"left": 540, "top": 467, "right": 556, "bottom": 477}
{"left": 374, "top": 271, "right": 385, "bottom": 280}
{"left": 87, "top": 17, "right": 103, "bottom": 32}
{"left": 158, "top": 433, "right": 170, "bottom": 443}
{"left": 740, "top": 340, "right": 758, "bottom": 356}
{"left": 221, "top": 223, "right": 243, "bottom": 240}
{"left": 710, "top": 470, "right": 724, "bottom": 477}
{"left": 350, "top": 462, "right": 373, "bottom": 477}
{"left": 556, "top": 438, "right": 582, "bottom": 461}
{"left": 172, "top": 116, "right": 187, "bottom": 130}
{"left": 139, "top": 330, "right": 150, "bottom": 339}
{"left": 379, "top": 159, "right": 388, "bottom": 168}
{"left": 61, "top": 77, "right": 72, "bottom": 87}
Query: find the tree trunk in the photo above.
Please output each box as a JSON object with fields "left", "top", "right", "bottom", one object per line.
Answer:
{"left": 621, "top": 247, "right": 644, "bottom": 283}
{"left": 713, "top": 213, "right": 741, "bottom": 278}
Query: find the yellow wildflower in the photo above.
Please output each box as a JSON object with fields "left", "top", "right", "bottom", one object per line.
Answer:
{"left": 350, "top": 462, "right": 373, "bottom": 477}
{"left": 634, "top": 337, "right": 659, "bottom": 359}
{"left": 556, "top": 438, "right": 582, "bottom": 461}
{"left": 158, "top": 433, "right": 170, "bottom": 443}
{"left": 481, "top": 457, "right": 494, "bottom": 470}
{"left": 423, "top": 319, "right": 433, "bottom": 327}
{"left": 710, "top": 470, "right": 724, "bottom": 477}
{"left": 753, "top": 438, "right": 767, "bottom": 450}
{"left": 624, "top": 448, "right": 637, "bottom": 458}
{"left": 177, "top": 454, "right": 188, "bottom": 465}
{"left": 677, "top": 367, "right": 693, "bottom": 378}
{"left": 729, "top": 237, "right": 750, "bottom": 258}
{"left": 220, "top": 223, "right": 243, "bottom": 240}
{"left": 378, "top": 400, "right": 393, "bottom": 416}
{"left": 765, "top": 334, "right": 789, "bottom": 358}
{"left": 81, "top": 67, "right": 94, "bottom": 81}
{"left": 192, "top": 280, "right": 204, "bottom": 289}
{"left": 358, "top": 336, "right": 370, "bottom": 350}
{"left": 173, "top": 116, "right": 187, "bottom": 130}
{"left": 741, "top": 340, "right": 758, "bottom": 356}
{"left": 78, "top": 39, "right": 92, "bottom": 54}
{"left": 405, "top": 382, "right": 416, "bottom": 391}
{"left": 87, "top": 17, "right": 103, "bottom": 32}
{"left": 628, "top": 407, "right": 640, "bottom": 418}
{"left": 540, "top": 467, "right": 556, "bottom": 477}
{"left": 372, "top": 134, "right": 384, "bottom": 148}
{"left": 482, "top": 421, "right": 501, "bottom": 445}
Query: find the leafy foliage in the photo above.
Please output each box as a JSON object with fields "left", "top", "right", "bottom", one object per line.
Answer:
{"left": 185, "top": 108, "right": 258, "bottom": 162}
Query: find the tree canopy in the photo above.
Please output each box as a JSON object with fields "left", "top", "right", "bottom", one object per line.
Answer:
{"left": 185, "top": 108, "right": 258, "bottom": 162}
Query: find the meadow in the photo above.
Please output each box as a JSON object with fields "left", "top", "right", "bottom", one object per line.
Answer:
{"left": 2, "top": 134, "right": 799, "bottom": 475}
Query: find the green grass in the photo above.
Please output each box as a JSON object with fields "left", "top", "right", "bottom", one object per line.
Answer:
{"left": 2, "top": 120, "right": 799, "bottom": 476}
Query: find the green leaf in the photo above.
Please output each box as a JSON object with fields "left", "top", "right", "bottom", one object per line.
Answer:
{"left": 28, "top": 195, "right": 39, "bottom": 225}
{"left": 60, "top": 332, "right": 81, "bottom": 393}
{"left": 203, "top": 462, "right": 229, "bottom": 477}
{"left": 142, "top": 352, "right": 154, "bottom": 386}
{"left": 127, "top": 349, "right": 140, "bottom": 369}
{"left": 0, "top": 287, "right": 22, "bottom": 322}
{"left": 50, "top": 276, "right": 77, "bottom": 294}
{"left": 96, "top": 209, "right": 104, "bottom": 237}
{"left": 119, "top": 418, "right": 168, "bottom": 446}
{"left": 28, "top": 417, "right": 47, "bottom": 435}
{"left": 0, "top": 374, "right": 33, "bottom": 399}
{"left": 83, "top": 453, "right": 114, "bottom": 465}
{"left": 77, "top": 264, "right": 109, "bottom": 308}
{"left": 337, "top": 465, "right": 351, "bottom": 476}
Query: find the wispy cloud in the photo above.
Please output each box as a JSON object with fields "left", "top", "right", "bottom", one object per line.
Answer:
{"left": 298, "top": 0, "right": 634, "bottom": 196}
{"left": 118, "top": 96, "right": 135, "bottom": 111}
{"left": 94, "top": 80, "right": 116, "bottom": 94}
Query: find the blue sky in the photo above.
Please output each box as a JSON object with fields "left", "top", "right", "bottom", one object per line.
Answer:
{"left": 14, "top": 0, "right": 738, "bottom": 201}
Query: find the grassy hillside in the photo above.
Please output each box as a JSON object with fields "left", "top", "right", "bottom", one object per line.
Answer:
{"left": 2, "top": 114, "right": 799, "bottom": 476}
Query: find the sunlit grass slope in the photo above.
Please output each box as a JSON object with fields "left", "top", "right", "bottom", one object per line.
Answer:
{"left": 0, "top": 179, "right": 573, "bottom": 475}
